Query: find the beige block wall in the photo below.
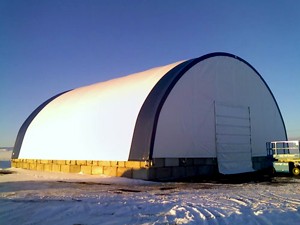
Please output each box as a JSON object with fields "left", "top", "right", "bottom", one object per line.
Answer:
{"left": 11, "top": 159, "right": 152, "bottom": 178}
{"left": 11, "top": 157, "right": 219, "bottom": 180}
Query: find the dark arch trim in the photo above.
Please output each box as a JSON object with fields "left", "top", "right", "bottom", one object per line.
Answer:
{"left": 12, "top": 90, "right": 71, "bottom": 159}
{"left": 128, "top": 52, "right": 287, "bottom": 161}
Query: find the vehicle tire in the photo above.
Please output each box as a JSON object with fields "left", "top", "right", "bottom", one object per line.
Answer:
{"left": 292, "top": 167, "right": 300, "bottom": 176}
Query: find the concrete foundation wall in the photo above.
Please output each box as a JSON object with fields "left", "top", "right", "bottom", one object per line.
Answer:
{"left": 11, "top": 157, "right": 270, "bottom": 180}
{"left": 11, "top": 158, "right": 218, "bottom": 180}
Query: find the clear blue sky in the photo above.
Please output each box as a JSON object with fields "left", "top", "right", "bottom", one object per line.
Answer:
{"left": 1, "top": 0, "right": 300, "bottom": 147}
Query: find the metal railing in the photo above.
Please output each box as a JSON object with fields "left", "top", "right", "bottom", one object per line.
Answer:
{"left": 267, "top": 140, "right": 300, "bottom": 156}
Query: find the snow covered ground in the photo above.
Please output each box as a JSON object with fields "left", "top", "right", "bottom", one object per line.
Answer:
{"left": 1, "top": 166, "right": 300, "bottom": 225}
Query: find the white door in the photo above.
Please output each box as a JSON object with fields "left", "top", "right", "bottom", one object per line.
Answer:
{"left": 215, "top": 103, "right": 254, "bottom": 174}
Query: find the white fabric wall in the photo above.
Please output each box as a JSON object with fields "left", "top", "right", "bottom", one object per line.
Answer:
{"left": 19, "top": 61, "right": 183, "bottom": 160}
{"left": 153, "top": 56, "right": 286, "bottom": 158}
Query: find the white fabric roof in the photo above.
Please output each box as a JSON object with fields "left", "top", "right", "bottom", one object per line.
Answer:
{"left": 19, "top": 61, "right": 183, "bottom": 160}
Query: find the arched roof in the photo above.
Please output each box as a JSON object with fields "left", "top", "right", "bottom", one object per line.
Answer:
{"left": 12, "top": 52, "right": 287, "bottom": 161}
{"left": 13, "top": 60, "right": 183, "bottom": 160}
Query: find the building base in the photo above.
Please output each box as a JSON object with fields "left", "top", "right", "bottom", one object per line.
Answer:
{"left": 11, "top": 158, "right": 218, "bottom": 181}
{"left": 11, "top": 156, "right": 271, "bottom": 181}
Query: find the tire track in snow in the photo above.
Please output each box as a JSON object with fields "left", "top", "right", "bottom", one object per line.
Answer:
{"left": 267, "top": 192, "right": 300, "bottom": 205}
{"left": 257, "top": 191, "right": 300, "bottom": 211}
{"left": 228, "top": 189, "right": 300, "bottom": 225}
{"left": 165, "top": 205, "right": 195, "bottom": 224}
{"left": 167, "top": 201, "right": 230, "bottom": 225}
{"left": 216, "top": 194, "right": 276, "bottom": 225}
{"left": 200, "top": 207, "right": 228, "bottom": 225}
{"left": 233, "top": 192, "right": 275, "bottom": 214}
{"left": 225, "top": 197, "right": 248, "bottom": 207}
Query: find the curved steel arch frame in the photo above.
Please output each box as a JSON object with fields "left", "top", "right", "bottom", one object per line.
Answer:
{"left": 128, "top": 52, "right": 287, "bottom": 161}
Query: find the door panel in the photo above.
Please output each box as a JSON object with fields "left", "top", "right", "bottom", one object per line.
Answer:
{"left": 215, "top": 103, "right": 254, "bottom": 174}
